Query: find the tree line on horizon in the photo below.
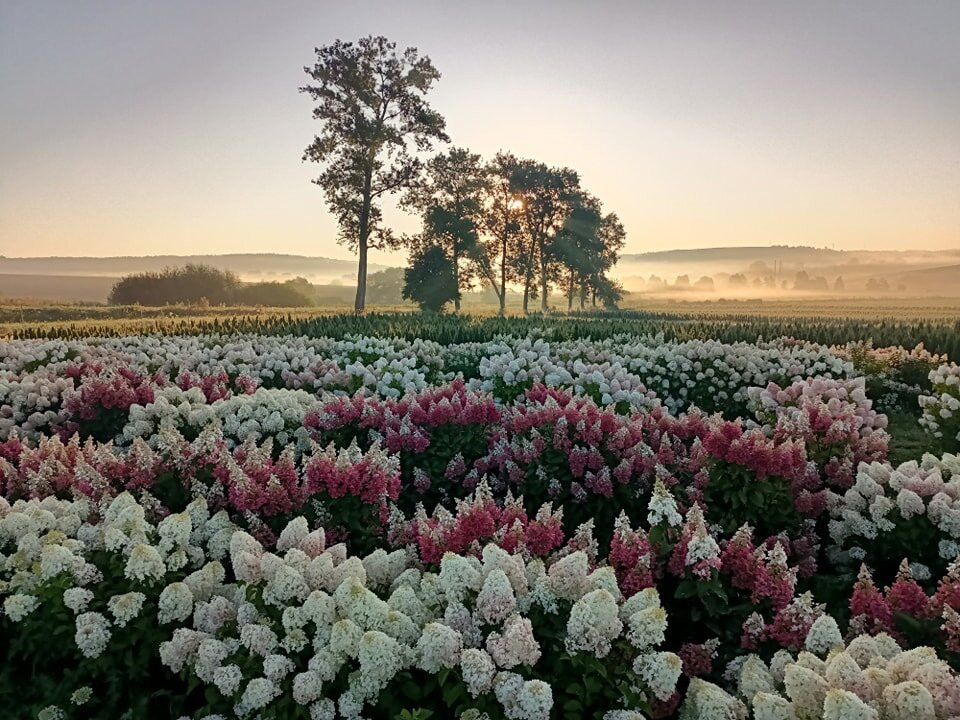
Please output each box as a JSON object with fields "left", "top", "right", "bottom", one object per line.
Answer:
{"left": 107, "top": 265, "right": 316, "bottom": 307}
{"left": 301, "top": 35, "right": 625, "bottom": 314}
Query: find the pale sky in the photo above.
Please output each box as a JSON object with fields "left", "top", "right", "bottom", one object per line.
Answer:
{"left": 1, "top": 0, "right": 958, "bottom": 265}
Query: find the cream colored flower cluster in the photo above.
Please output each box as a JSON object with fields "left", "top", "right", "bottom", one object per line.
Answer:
{"left": 0, "top": 371, "right": 74, "bottom": 442}
{"left": 828, "top": 453, "right": 960, "bottom": 564}
{"left": 165, "top": 524, "right": 679, "bottom": 718}
{"left": 1, "top": 490, "right": 679, "bottom": 719}
{"left": 920, "top": 363, "right": 960, "bottom": 446}
{"left": 121, "top": 385, "right": 318, "bottom": 449}
{"left": 474, "top": 335, "right": 851, "bottom": 413}
{"left": 681, "top": 616, "right": 960, "bottom": 720}
{"left": 0, "top": 491, "right": 237, "bottom": 660}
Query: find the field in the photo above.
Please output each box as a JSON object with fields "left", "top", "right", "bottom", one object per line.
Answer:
{"left": 2, "top": 313, "right": 960, "bottom": 719}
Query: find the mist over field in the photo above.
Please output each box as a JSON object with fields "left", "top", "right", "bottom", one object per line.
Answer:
{"left": 614, "top": 246, "right": 960, "bottom": 299}
{"left": 3, "top": 246, "right": 959, "bottom": 304}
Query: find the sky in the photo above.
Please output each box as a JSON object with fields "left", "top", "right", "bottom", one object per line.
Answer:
{"left": 1, "top": 0, "right": 958, "bottom": 265}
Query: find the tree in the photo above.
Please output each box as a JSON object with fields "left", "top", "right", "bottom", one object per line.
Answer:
{"left": 593, "top": 275, "right": 624, "bottom": 309}
{"left": 589, "top": 212, "right": 626, "bottom": 308}
{"left": 481, "top": 152, "right": 524, "bottom": 315}
{"left": 108, "top": 264, "right": 239, "bottom": 306}
{"left": 366, "top": 267, "right": 405, "bottom": 305}
{"left": 509, "top": 161, "right": 580, "bottom": 312}
{"left": 693, "top": 276, "right": 715, "bottom": 291}
{"left": 402, "top": 148, "right": 490, "bottom": 311}
{"left": 236, "top": 278, "right": 315, "bottom": 307}
{"left": 552, "top": 196, "right": 603, "bottom": 310}
{"left": 547, "top": 192, "right": 626, "bottom": 311}
{"left": 301, "top": 36, "right": 448, "bottom": 314}
{"left": 402, "top": 245, "right": 459, "bottom": 312}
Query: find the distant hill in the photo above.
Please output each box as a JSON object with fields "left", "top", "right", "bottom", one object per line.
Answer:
{"left": 620, "top": 245, "right": 960, "bottom": 265}
{"left": 883, "top": 263, "right": 960, "bottom": 287}
{"left": 621, "top": 246, "right": 844, "bottom": 264}
{"left": 0, "top": 254, "right": 389, "bottom": 283}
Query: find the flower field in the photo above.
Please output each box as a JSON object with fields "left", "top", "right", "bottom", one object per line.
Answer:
{"left": 2, "top": 330, "right": 960, "bottom": 719}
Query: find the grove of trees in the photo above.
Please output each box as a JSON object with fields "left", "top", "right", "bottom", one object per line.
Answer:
{"left": 302, "top": 36, "right": 625, "bottom": 314}
{"left": 108, "top": 265, "right": 315, "bottom": 307}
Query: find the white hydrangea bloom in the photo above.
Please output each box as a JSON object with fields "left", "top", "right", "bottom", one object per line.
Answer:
{"left": 633, "top": 651, "right": 683, "bottom": 701}
{"left": 234, "top": 677, "right": 280, "bottom": 717}
{"left": 486, "top": 614, "right": 541, "bottom": 669}
{"left": 63, "top": 587, "right": 93, "bottom": 613}
{"left": 107, "top": 591, "right": 145, "bottom": 627}
{"left": 213, "top": 664, "right": 243, "bottom": 697}
{"left": 158, "top": 582, "right": 194, "bottom": 624}
{"left": 74, "top": 611, "right": 112, "bottom": 658}
{"left": 439, "top": 552, "right": 482, "bottom": 604}
{"left": 805, "top": 614, "right": 843, "bottom": 656}
{"left": 461, "top": 648, "right": 497, "bottom": 697}
{"left": 292, "top": 670, "right": 324, "bottom": 705}
{"left": 416, "top": 622, "right": 463, "bottom": 673}
{"left": 545, "top": 551, "right": 589, "bottom": 601}
{"left": 565, "top": 588, "right": 623, "bottom": 658}
{"left": 626, "top": 604, "right": 668, "bottom": 650}
{"left": 3, "top": 593, "right": 39, "bottom": 622}
{"left": 124, "top": 543, "right": 166, "bottom": 584}
{"left": 476, "top": 568, "right": 517, "bottom": 624}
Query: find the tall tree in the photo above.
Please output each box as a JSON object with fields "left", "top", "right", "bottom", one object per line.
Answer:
{"left": 481, "top": 152, "right": 524, "bottom": 315}
{"left": 301, "top": 36, "right": 448, "bottom": 314}
{"left": 402, "top": 147, "right": 489, "bottom": 312}
{"left": 509, "top": 161, "right": 580, "bottom": 313}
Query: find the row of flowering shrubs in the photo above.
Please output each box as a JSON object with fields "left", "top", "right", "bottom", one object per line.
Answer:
{"left": 1, "top": 334, "right": 959, "bottom": 718}
{"left": 0, "top": 375, "right": 892, "bottom": 550}
{"left": 1, "top": 333, "right": 871, "bottom": 443}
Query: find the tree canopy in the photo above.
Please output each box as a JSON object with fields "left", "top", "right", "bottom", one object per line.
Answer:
{"left": 401, "top": 147, "right": 490, "bottom": 311}
{"left": 301, "top": 35, "right": 448, "bottom": 313}
{"left": 402, "top": 245, "right": 459, "bottom": 312}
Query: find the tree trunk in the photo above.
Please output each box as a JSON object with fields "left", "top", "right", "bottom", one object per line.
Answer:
{"left": 567, "top": 268, "right": 575, "bottom": 310}
{"left": 499, "top": 231, "right": 507, "bottom": 316}
{"left": 522, "top": 235, "right": 537, "bottom": 314}
{"left": 355, "top": 169, "right": 373, "bottom": 315}
{"left": 355, "top": 238, "right": 368, "bottom": 314}
{"left": 453, "top": 240, "right": 461, "bottom": 312}
{"left": 539, "top": 239, "right": 549, "bottom": 313}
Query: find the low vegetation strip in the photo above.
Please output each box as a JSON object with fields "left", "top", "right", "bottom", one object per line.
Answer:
{"left": 3, "top": 307, "right": 959, "bottom": 359}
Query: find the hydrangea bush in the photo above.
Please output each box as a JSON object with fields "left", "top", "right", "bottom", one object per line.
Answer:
{"left": 919, "top": 363, "right": 960, "bottom": 452}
